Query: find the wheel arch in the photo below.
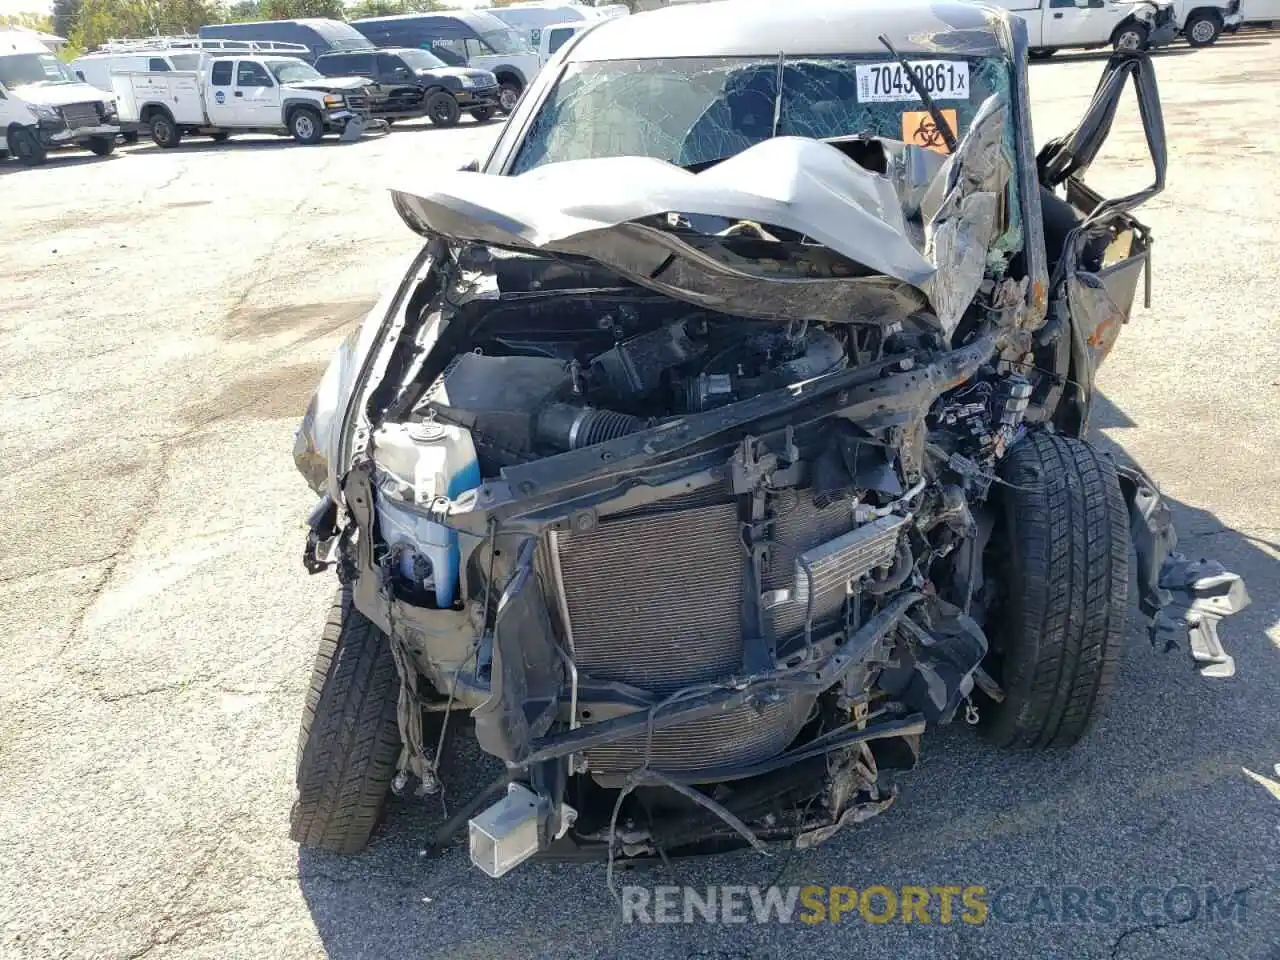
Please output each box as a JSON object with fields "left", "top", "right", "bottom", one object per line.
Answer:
{"left": 282, "top": 98, "right": 323, "bottom": 127}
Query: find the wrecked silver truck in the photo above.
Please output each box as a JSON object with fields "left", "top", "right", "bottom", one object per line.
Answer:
{"left": 290, "top": 0, "right": 1248, "bottom": 877}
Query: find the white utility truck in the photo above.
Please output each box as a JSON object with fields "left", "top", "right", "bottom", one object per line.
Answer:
{"left": 111, "top": 53, "right": 381, "bottom": 148}
{"left": 72, "top": 36, "right": 319, "bottom": 141}
{"left": 1, "top": 29, "right": 120, "bottom": 165}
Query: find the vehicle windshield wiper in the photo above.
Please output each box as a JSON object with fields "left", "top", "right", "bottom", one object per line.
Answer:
{"left": 877, "top": 34, "right": 958, "bottom": 154}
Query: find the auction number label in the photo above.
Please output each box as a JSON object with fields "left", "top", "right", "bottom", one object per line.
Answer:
{"left": 855, "top": 61, "right": 970, "bottom": 103}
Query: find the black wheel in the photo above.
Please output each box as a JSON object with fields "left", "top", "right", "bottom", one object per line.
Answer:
{"left": 1185, "top": 11, "right": 1222, "bottom": 45}
{"left": 289, "top": 107, "right": 324, "bottom": 144}
{"left": 1028, "top": 48, "right": 1057, "bottom": 60}
{"left": 149, "top": 112, "right": 181, "bottom": 149}
{"left": 7, "top": 126, "right": 47, "bottom": 166}
{"left": 425, "top": 90, "right": 461, "bottom": 127}
{"left": 471, "top": 107, "right": 494, "bottom": 122}
{"left": 121, "top": 130, "right": 139, "bottom": 144}
{"left": 1112, "top": 21, "right": 1149, "bottom": 51}
{"left": 290, "top": 588, "right": 403, "bottom": 854}
{"left": 497, "top": 81, "right": 522, "bottom": 114}
{"left": 210, "top": 131, "right": 231, "bottom": 142}
{"left": 981, "top": 432, "right": 1128, "bottom": 748}
{"left": 86, "top": 135, "right": 115, "bottom": 156}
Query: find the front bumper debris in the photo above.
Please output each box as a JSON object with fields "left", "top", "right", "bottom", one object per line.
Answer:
{"left": 1118, "top": 464, "right": 1250, "bottom": 677}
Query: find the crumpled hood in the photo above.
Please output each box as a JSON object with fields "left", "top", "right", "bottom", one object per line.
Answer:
{"left": 289, "top": 76, "right": 368, "bottom": 93}
{"left": 10, "top": 82, "right": 112, "bottom": 107}
{"left": 390, "top": 93, "right": 1012, "bottom": 332}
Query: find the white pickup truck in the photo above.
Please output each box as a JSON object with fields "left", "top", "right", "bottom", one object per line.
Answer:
{"left": 111, "top": 54, "right": 380, "bottom": 147}
{"left": 987, "top": 0, "right": 1185, "bottom": 53}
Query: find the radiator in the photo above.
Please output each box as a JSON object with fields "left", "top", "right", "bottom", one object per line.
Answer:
{"left": 555, "top": 500, "right": 744, "bottom": 695}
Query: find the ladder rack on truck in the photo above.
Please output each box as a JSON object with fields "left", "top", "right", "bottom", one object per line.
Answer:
{"left": 95, "top": 36, "right": 311, "bottom": 56}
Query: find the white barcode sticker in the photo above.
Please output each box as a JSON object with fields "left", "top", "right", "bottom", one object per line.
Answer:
{"left": 855, "top": 61, "right": 971, "bottom": 103}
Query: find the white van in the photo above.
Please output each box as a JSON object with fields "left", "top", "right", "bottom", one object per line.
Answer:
{"left": 0, "top": 29, "right": 120, "bottom": 165}
{"left": 537, "top": 21, "right": 592, "bottom": 60}
{"left": 485, "top": 3, "right": 595, "bottom": 47}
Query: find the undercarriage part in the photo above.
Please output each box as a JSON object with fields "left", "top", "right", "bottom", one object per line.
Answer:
{"left": 469, "top": 782, "right": 577, "bottom": 878}
{"left": 1154, "top": 557, "right": 1249, "bottom": 678}
{"left": 1116, "top": 464, "right": 1249, "bottom": 678}
{"left": 982, "top": 432, "right": 1127, "bottom": 748}
{"left": 585, "top": 697, "right": 813, "bottom": 781}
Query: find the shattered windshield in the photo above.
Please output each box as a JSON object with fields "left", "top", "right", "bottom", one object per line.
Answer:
{"left": 511, "top": 52, "right": 1023, "bottom": 266}
{"left": 268, "top": 60, "right": 322, "bottom": 84}
{"left": 513, "top": 54, "right": 1013, "bottom": 171}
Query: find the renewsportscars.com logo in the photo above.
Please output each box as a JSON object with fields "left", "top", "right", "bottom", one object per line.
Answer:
{"left": 620, "top": 884, "right": 1251, "bottom": 926}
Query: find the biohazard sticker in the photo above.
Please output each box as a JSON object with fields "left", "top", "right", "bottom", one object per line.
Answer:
{"left": 901, "top": 109, "right": 959, "bottom": 154}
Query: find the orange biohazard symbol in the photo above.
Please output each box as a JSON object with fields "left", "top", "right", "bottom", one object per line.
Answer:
{"left": 901, "top": 109, "right": 959, "bottom": 154}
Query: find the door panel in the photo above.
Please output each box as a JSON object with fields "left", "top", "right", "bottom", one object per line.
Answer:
{"left": 234, "top": 60, "right": 281, "bottom": 126}
{"left": 1042, "top": 0, "right": 1106, "bottom": 47}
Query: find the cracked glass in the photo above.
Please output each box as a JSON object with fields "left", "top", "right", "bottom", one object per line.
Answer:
{"left": 510, "top": 54, "right": 1022, "bottom": 267}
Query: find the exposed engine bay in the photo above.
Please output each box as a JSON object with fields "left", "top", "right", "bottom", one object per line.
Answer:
{"left": 290, "top": 39, "right": 1249, "bottom": 880}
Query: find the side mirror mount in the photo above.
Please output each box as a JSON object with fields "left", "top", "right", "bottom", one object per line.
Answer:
{"left": 459, "top": 158, "right": 479, "bottom": 172}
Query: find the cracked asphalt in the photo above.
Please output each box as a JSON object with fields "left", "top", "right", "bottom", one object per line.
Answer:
{"left": 1, "top": 34, "right": 1277, "bottom": 960}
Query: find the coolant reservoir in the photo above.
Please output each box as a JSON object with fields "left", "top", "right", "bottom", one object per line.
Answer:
{"left": 371, "top": 420, "right": 481, "bottom": 608}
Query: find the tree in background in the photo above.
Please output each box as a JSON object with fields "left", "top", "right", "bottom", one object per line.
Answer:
{"left": 258, "top": 0, "right": 345, "bottom": 19}
{"left": 345, "top": 0, "right": 441, "bottom": 17}
{"left": 70, "top": 0, "right": 223, "bottom": 49}
{"left": 226, "top": 0, "right": 261, "bottom": 19}
{"left": 1, "top": 11, "right": 57, "bottom": 31}
{"left": 52, "top": 0, "right": 83, "bottom": 37}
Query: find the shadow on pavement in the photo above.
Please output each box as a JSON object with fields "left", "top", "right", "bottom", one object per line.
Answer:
{"left": 296, "top": 390, "right": 1277, "bottom": 960}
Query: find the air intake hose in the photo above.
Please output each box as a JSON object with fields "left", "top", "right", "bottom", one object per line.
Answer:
{"left": 536, "top": 403, "right": 647, "bottom": 451}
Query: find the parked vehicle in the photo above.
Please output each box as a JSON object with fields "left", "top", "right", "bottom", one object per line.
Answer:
{"left": 1238, "top": 0, "right": 1280, "bottom": 25}
{"left": 111, "top": 55, "right": 380, "bottom": 148}
{"left": 351, "top": 11, "right": 541, "bottom": 113}
{"left": 315, "top": 48, "right": 501, "bottom": 126}
{"left": 987, "top": 0, "right": 1178, "bottom": 53}
{"left": 1170, "top": 0, "right": 1244, "bottom": 45}
{"left": 72, "top": 37, "right": 312, "bottom": 142}
{"left": 537, "top": 21, "right": 592, "bottom": 59}
{"left": 199, "top": 19, "right": 375, "bottom": 64}
{"left": 0, "top": 29, "right": 120, "bottom": 166}
{"left": 290, "top": 0, "right": 1248, "bottom": 877}
{"left": 486, "top": 2, "right": 595, "bottom": 47}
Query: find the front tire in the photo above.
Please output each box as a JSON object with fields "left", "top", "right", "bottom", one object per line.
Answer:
{"left": 1112, "top": 22, "right": 1150, "bottom": 51}
{"left": 86, "top": 136, "right": 115, "bottom": 156}
{"left": 1028, "top": 48, "right": 1057, "bottom": 60}
{"left": 982, "top": 433, "right": 1128, "bottom": 749}
{"left": 1185, "top": 11, "right": 1223, "bottom": 45}
{"left": 497, "top": 81, "right": 521, "bottom": 114}
{"left": 425, "top": 91, "right": 461, "bottom": 127}
{"left": 8, "top": 126, "right": 47, "bottom": 166}
{"left": 470, "top": 107, "right": 494, "bottom": 122}
{"left": 290, "top": 588, "right": 403, "bottom": 854}
{"left": 210, "top": 131, "right": 231, "bottom": 143}
{"left": 121, "top": 130, "right": 139, "bottom": 144}
{"left": 289, "top": 107, "right": 324, "bottom": 145}
{"left": 149, "top": 112, "right": 181, "bottom": 149}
